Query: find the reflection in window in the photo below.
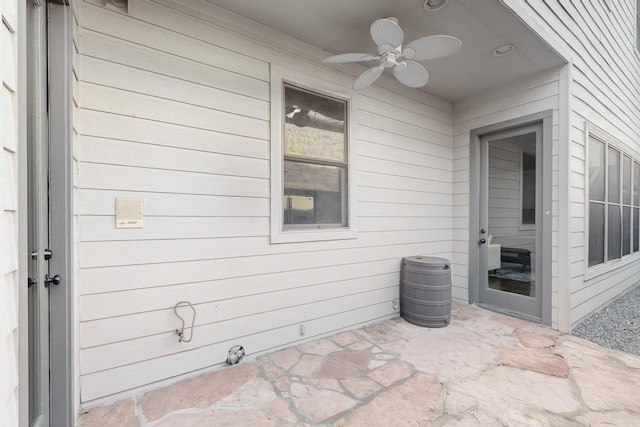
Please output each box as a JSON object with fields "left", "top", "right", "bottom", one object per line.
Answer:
{"left": 521, "top": 151, "right": 536, "bottom": 225}
{"left": 623, "top": 155, "right": 632, "bottom": 256}
{"left": 637, "top": 0, "right": 640, "bottom": 51}
{"left": 588, "top": 137, "right": 606, "bottom": 267}
{"left": 634, "top": 161, "right": 640, "bottom": 252}
{"left": 283, "top": 84, "right": 348, "bottom": 229}
{"left": 588, "top": 135, "right": 640, "bottom": 268}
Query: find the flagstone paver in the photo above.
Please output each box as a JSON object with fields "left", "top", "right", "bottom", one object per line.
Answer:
{"left": 269, "top": 347, "right": 301, "bottom": 370}
{"left": 367, "top": 360, "right": 412, "bottom": 387}
{"left": 264, "top": 397, "right": 298, "bottom": 423}
{"left": 331, "top": 331, "right": 359, "bottom": 347}
{"left": 154, "top": 408, "right": 275, "bottom": 427}
{"left": 79, "top": 302, "right": 640, "bottom": 426}
{"left": 215, "top": 377, "right": 275, "bottom": 408}
{"left": 331, "top": 350, "right": 370, "bottom": 369}
{"left": 290, "top": 354, "right": 324, "bottom": 377}
{"left": 138, "top": 361, "right": 259, "bottom": 422}
{"left": 79, "top": 398, "right": 138, "bottom": 427}
{"left": 335, "top": 373, "right": 443, "bottom": 426}
{"left": 315, "top": 358, "right": 361, "bottom": 379}
{"left": 497, "top": 346, "right": 568, "bottom": 377}
{"left": 514, "top": 328, "right": 556, "bottom": 348}
{"left": 339, "top": 376, "right": 382, "bottom": 399}
{"left": 290, "top": 383, "right": 358, "bottom": 421}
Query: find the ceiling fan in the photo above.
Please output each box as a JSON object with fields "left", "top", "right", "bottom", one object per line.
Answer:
{"left": 323, "top": 17, "right": 462, "bottom": 91}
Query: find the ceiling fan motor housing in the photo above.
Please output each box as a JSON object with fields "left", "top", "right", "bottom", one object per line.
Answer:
{"left": 323, "top": 17, "right": 462, "bottom": 91}
{"left": 381, "top": 51, "right": 400, "bottom": 68}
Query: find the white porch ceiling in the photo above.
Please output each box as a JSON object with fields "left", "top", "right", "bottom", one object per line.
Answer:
{"left": 204, "top": 0, "right": 566, "bottom": 102}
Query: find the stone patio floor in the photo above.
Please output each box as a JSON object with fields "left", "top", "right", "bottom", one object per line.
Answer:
{"left": 80, "top": 302, "right": 640, "bottom": 426}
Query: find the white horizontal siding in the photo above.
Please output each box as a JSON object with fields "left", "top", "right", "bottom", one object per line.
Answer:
{"left": 506, "top": 0, "right": 640, "bottom": 327}
{"left": 79, "top": 241, "right": 448, "bottom": 297}
{"left": 0, "top": 1, "right": 19, "bottom": 424}
{"left": 81, "top": 301, "right": 393, "bottom": 402}
{"left": 81, "top": 285, "right": 398, "bottom": 375}
{"left": 76, "top": 0, "right": 454, "bottom": 405}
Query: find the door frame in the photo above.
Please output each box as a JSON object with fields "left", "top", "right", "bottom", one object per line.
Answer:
{"left": 18, "top": 1, "right": 74, "bottom": 425}
{"left": 26, "top": 0, "right": 52, "bottom": 425}
{"left": 468, "top": 111, "right": 553, "bottom": 326}
{"left": 48, "top": 2, "right": 74, "bottom": 426}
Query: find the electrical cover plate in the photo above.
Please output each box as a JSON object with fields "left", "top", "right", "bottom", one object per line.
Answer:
{"left": 115, "top": 198, "right": 144, "bottom": 228}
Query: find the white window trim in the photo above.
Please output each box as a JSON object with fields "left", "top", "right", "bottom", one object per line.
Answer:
{"left": 584, "top": 123, "right": 640, "bottom": 280}
{"left": 270, "top": 64, "right": 358, "bottom": 244}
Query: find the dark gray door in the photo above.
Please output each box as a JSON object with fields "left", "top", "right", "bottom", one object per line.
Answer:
{"left": 477, "top": 124, "right": 543, "bottom": 320}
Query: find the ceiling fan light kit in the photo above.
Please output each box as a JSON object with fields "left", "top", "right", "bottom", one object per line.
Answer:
{"left": 323, "top": 17, "right": 461, "bottom": 91}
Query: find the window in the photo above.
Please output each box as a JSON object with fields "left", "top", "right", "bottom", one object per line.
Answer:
{"left": 637, "top": 0, "right": 640, "bottom": 51}
{"left": 622, "top": 154, "right": 632, "bottom": 256}
{"left": 270, "top": 66, "right": 356, "bottom": 243}
{"left": 588, "top": 133, "right": 640, "bottom": 268}
{"left": 283, "top": 84, "right": 348, "bottom": 228}
{"left": 634, "top": 161, "right": 640, "bottom": 252}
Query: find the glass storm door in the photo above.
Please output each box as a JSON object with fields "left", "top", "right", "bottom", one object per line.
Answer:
{"left": 27, "top": 2, "right": 50, "bottom": 425}
{"left": 477, "top": 124, "right": 543, "bottom": 320}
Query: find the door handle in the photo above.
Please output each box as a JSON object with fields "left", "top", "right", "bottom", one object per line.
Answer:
{"left": 479, "top": 238, "right": 486, "bottom": 244}
{"left": 44, "top": 274, "right": 61, "bottom": 287}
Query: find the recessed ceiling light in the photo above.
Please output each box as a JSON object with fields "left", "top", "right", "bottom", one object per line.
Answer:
{"left": 423, "top": 0, "right": 448, "bottom": 12}
{"left": 493, "top": 44, "right": 516, "bottom": 57}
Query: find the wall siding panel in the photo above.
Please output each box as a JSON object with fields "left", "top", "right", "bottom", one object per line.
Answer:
{"left": 75, "top": 1, "right": 454, "bottom": 405}
{"left": 505, "top": 0, "right": 640, "bottom": 328}
{"left": 0, "top": 1, "right": 20, "bottom": 424}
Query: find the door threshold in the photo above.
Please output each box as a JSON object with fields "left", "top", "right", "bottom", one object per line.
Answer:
{"left": 476, "top": 303, "right": 542, "bottom": 324}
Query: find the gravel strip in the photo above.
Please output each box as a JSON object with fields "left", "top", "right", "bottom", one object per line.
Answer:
{"left": 571, "top": 285, "right": 640, "bottom": 356}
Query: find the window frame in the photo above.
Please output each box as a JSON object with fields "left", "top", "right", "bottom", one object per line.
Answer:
{"left": 270, "top": 65, "right": 357, "bottom": 244}
{"left": 585, "top": 124, "right": 640, "bottom": 279}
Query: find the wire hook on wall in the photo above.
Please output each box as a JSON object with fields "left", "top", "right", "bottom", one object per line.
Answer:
{"left": 174, "top": 301, "right": 196, "bottom": 343}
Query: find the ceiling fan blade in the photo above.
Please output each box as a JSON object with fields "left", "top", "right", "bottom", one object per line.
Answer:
{"left": 393, "top": 61, "right": 429, "bottom": 88}
{"left": 353, "top": 65, "right": 384, "bottom": 91}
{"left": 403, "top": 35, "right": 462, "bottom": 61}
{"left": 323, "top": 53, "right": 378, "bottom": 64}
{"left": 370, "top": 18, "right": 404, "bottom": 51}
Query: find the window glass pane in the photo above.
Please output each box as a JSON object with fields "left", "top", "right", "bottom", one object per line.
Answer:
{"left": 634, "top": 162, "right": 640, "bottom": 207}
{"left": 634, "top": 207, "right": 639, "bottom": 252}
{"left": 284, "top": 161, "right": 346, "bottom": 226}
{"left": 284, "top": 85, "right": 346, "bottom": 162}
{"left": 637, "top": 9, "right": 640, "bottom": 51}
{"left": 623, "top": 155, "right": 632, "bottom": 205}
{"left": 589, "top": 202, "right": 605, "bottom": 267}
{"left": 623, "top": 206, "right": 631, "bottom": 256}
{"left": 589, "top": 137, "right": 605, "bottom": 202}
{"left": 637, "top": 0, "right": 640, "bottom": 50}
{"left": 608, "top": 205, "right": 621, "bottom": 261}
{"left": 608, "top": 147, "right": 620, "bottom": 203}
{"left": 521, "top": 151, "right": 536, "bottom": 224}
